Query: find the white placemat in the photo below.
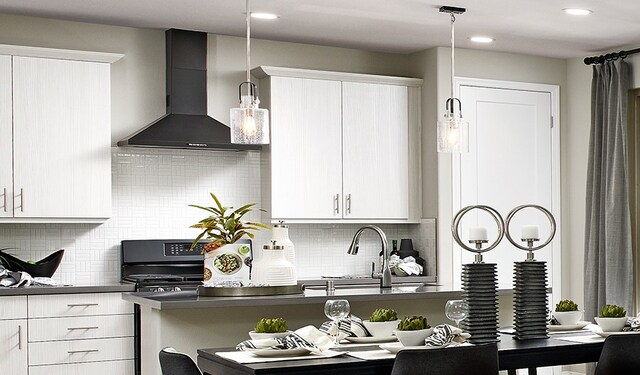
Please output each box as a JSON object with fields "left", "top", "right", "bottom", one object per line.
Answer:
{"left": 553, "top": 335, "right": 604, "bottom": 343}
{"left": 215, "top": 350, "right": 344, "bottom": 364}
{"left": 346, "top": 350, "right": 395, "bottom": 360}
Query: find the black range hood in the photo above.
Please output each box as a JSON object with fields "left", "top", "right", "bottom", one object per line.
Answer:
{"left": 118, "top": 29, "right": 260, "bottom": 150}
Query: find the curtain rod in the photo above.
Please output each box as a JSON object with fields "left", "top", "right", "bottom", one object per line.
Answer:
{"left": 584, "top": 47, "right": 640, "bottom": 65}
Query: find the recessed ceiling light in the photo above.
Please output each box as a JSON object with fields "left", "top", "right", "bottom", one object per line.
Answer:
{"left": 251, "top": 12, "right": 279, "bottom": 20}
{"left": 563, "top": 8, "right": 592, "bottom": 16}
{"left": 470, "top": 36, "right": 494, "bottom": 43}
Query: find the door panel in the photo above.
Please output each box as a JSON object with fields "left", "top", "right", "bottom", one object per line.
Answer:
{"left": 342, "top": 82, "right": 409, "bottom": 219}
{"left": 0, "top": 55, "right": 11, "bottom": 217}
{"left": 456, "top": 86, "right": 553, "bottom": 289}
{"left": 270, "top": 77, "right": 343, "bottom": 219}
{"left": 0, "top": 320, "right": 28, "bottom": 375}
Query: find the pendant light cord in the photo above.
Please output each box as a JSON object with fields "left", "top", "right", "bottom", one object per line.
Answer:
{"left": 246, "top": 0, "right": 251, "bottom": 83}
{"left": 450, "top": 13, "right": 455, "bottom": 103}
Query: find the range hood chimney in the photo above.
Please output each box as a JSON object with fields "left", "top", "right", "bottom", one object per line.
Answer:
{"left": 118, "top": 29, "right": 260, "bottom": 150}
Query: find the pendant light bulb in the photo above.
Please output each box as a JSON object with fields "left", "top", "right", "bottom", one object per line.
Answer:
{"left": 230, "top": 0, "right": 270, "bottom": 145}
{"left": 437, "top": 6, "right": 468, "bottom": 153}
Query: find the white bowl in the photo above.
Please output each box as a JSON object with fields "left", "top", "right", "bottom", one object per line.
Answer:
{"left": 362, "top": 320, "right": 401, "bottom": 337}
{"left": 394, "top": 328, "right": 434, "bottom": 346}
{"left": 553, "top": 311, "right": 583, "bottom": 326}
{"left": 595, "top": 317, "right": 628, "bottom": 332}
{"left": 248, "top": 330, "right": 291, "bottom": 340}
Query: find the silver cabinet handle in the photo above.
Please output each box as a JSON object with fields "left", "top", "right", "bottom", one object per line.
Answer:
{"left": 346, "top": 194, "right": 352, "bottom": 214}
{"left": 67, "top": 326, "right": 99, "bottom": 331}
{"left": 68, "top": 349, "right": 99, "bottom": 354}
{"left": 2, "top": 187, "right": 6, "bottom": 212}
{"left": 334, "top": 194, "right": 340, "bottom": 215}
{"left": 18, "top": 324, "right": 22, "bottom": 350}
{"left": 19, "top": 188, "right": 23, "bottom": 212}
{"left": 67, "top": 303, "right": 99, "bottom": 307}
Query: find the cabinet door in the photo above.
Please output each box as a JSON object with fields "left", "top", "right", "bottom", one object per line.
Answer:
{"left": 12, "top": 56, "right": 111, "bottom": 218}
{"left": 0, "top": 319, "right": 28, "bottom": 375}
{"left": 342, "top": 82, "right": 409, "bottom": 219}
{"left": 270, "top": 77, "right": 343, "bottom": 219}
{"left": 0, "top": 55, "right": 11, "bottom": 217}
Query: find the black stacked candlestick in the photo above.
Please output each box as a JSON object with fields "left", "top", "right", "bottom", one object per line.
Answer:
{"left": 452, "top": 205, "right": 504, "bottom": 344}
{"left": 505, "top": 204, "right": 557, "bottom": 340}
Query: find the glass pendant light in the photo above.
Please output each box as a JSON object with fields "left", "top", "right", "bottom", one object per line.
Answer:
{"left": 437, "top": 6, "right": 468, "bottom": 153}
{"left": 231, "top": 0, "right": 269, "bottom": 144}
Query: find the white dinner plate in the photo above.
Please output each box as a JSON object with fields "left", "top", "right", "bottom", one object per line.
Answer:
{"left": 595, "top": 331, "right": 640, "bottom": 338}
{"left": 379, "top": 342, "right": 449, "bottom": 354}
{"left": 345, "top": 336, "right": 397, "bottom": 344}
{"left": 547, "top": 321, "right": 590, "bottom": 331}
{"left": 248, "top": 347, "right": 312, "bottom": 357}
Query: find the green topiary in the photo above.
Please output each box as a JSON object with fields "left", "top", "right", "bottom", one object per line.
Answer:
{"left": 254, "top": 318, "right": 288, "bottom": 333}
{"left": 396, "top": 316, "right": 430, "bottom": 331}
{"left": 369, "top": 308, "right": 398, "bottom": 322}
{"left": 555, "top": 299, "right": 579, "bottom": 312}
{"left": 599, "top": 304, "right": 626, "bottom": 318}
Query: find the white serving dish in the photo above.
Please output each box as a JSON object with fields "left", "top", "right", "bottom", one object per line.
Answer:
{"left": 393, "top": 328, "right": 434, "bottom": 346}
{"left": 362, "top": 319, "right": 401, "bottom": 337}
{"left": 594, "top": 317, "right": 628, "bottom": 332}
{"left": 248, "top": 330, "right": 292, "bottom": 340}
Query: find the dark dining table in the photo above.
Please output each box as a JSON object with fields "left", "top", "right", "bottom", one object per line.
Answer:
{"left": 197, "top": 333, "right": 603, "bottom": 375}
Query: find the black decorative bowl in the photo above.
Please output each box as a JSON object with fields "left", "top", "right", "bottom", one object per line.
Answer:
{"left": 0, "top": 249, "right": 64, "bottom": 277}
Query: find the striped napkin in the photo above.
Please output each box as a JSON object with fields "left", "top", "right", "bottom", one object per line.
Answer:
{"left": 236, "top": 326, "right": 334, "bottom": 353}
{"left": 319, "top": 314, "right": 370, "bottom": 338}
{"left": 424, "top": 324, "right": 470, "bottom": 347}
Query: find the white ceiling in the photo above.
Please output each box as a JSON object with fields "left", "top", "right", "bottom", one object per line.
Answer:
{"left": 1, "top": 0, "right": 639, "bottom": 59}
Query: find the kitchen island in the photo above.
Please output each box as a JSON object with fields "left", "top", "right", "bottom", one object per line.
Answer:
{"left": 123, "top": 283, "right": 515, "bottom": 375}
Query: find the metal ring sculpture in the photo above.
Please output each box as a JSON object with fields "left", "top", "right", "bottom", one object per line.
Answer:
{"left": 452, "top": 205, "right": 505, "bottom": 254}
{"left": 504, "top": 204, "right": 556, "bottom": 252}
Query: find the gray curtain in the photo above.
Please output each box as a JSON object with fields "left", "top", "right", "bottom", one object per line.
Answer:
{"left": 584, "top": 60, "right": 632, "bottom": 322}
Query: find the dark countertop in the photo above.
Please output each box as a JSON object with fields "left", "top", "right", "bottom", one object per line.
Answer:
{"left": 122, "top": 283, "right": 514, "bottom": 310}
{"left": 0, "top": 283, "right": 135, "bottom": 296}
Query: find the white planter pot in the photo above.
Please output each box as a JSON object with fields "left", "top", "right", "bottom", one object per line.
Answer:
{"left": 552, "top": 311, "right": 583, "bottom": 325}
{"left": 595, "top": 317, "right": 628, "bottom": 332}
{"left": 394, "top": 328, "right": 434, "bottom": 346}
{"left": 362, "top": 319, "right": 401, "bottom": 337}
{"left": 248, "top": 330, "right": 292, "bottom": 340}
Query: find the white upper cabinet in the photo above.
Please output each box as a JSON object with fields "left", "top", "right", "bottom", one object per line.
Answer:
{"left": 0, "top": 46, "right": 121, "bottom": 222}
{"left": 255, "top": 66, "right": 422, "bottom": 223}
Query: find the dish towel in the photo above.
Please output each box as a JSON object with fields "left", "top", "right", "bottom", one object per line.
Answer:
{"left": 0, "top": 265, "right": 60, "bottom": 288}
{"left": 424, "top": 324, "right": 471, "bottom": 347}
{"left": 623, "top": 316, "right": 640, "bottom": 332}
{"left": 319, "top": 314, "right": 370, "bottom": 339}
{"left": 236, "top": 325, "right": 333, "bottom": 353}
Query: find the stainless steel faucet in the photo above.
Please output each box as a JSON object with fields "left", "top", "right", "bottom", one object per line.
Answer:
{"left": 347, "top": 225, "right": 392, "bottom": 288}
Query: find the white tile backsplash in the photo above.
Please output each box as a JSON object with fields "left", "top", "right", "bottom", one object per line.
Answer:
{"left": 0, "top": 148, "right": 435, "bottom": 285}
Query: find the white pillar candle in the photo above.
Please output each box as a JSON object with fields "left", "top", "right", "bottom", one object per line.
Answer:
{"left": 469, "top": 227, "right": 488, "bottom": 241}
{"left": 521, "top": 225, "right": 539, "bottom": 239}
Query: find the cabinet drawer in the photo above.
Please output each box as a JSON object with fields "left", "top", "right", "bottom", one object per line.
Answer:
{"left": 28, "top": 293, "right": 132, "bottom": 318}
{"left": 28, "top": 337, "right": 134, "bottom": 365}
{"left": 29, "top": 359, "right": 134, "bottom": 375}
{"left": 29, "top": 314, "right": 133, "bottom": 342}
{"left": 0, "top": 296, "right": 27, "bottom": 319}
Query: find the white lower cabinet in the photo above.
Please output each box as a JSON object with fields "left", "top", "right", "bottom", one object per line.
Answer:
{"left": 1, "top": 293, "right": 133, "bottom": 374}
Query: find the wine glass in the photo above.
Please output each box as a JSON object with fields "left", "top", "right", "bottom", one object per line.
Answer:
{"left": 324, "top": 299, "right": 350, "bottom": 344}
{"left": 445, "top": 299, "right": 469, "bottom": 328}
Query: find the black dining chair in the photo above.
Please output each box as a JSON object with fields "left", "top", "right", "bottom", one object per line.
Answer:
{"left": 595, "top": 334, "right": 640, "bottom": 375}
{"left": 159, "top": 347, "right": 203, "bottom": 375}
{"left": 390, "top": 343, "right": 499, "bottom": 375}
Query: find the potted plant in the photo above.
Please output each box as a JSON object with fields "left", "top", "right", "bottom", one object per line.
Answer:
{"left": 595, "top": 304, "right": 627, "bottom": 332}
{"left": 552, "top": 299, "right": 583, "bottom": 326}
{"left": 249, "top": 318, "right": 291, "bottom": 340}
{"left": 362, "top": 308, "right": 401, "bottom": 337}
{"left": 190, "top": 193, "right": 268, "bottom": 287}
{"left": 393, "top": 316, "right": 433, "bottom": 346}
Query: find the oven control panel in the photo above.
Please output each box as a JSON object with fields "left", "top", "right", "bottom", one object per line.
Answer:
{"left": 164, "top": 242, "right": 206, "bottom": 256}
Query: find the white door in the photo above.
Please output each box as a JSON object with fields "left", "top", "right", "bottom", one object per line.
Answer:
{"left": 12, "top": 56, "right": 111, "bottom": 218}
{"left": 342, "top": 82, "right": 409, "bottom": 219}
{"left": 0, "top": 55, "right": 11, "bottom": 217}
{"left": 453, "top": 83, "right": 559, "bottom": 293}
{"left": 0, "top": 319, "right": 28, "bottom": 375}
{"left": 270, "top": 76, "right": 343, "bottom": 219}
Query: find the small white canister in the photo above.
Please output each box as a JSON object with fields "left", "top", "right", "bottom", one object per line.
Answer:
{"left": 251, "top": 241, "right": 297, "bottom": 286}
{"left": 271, "top": 221, "right": 295, "bottom": 265}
